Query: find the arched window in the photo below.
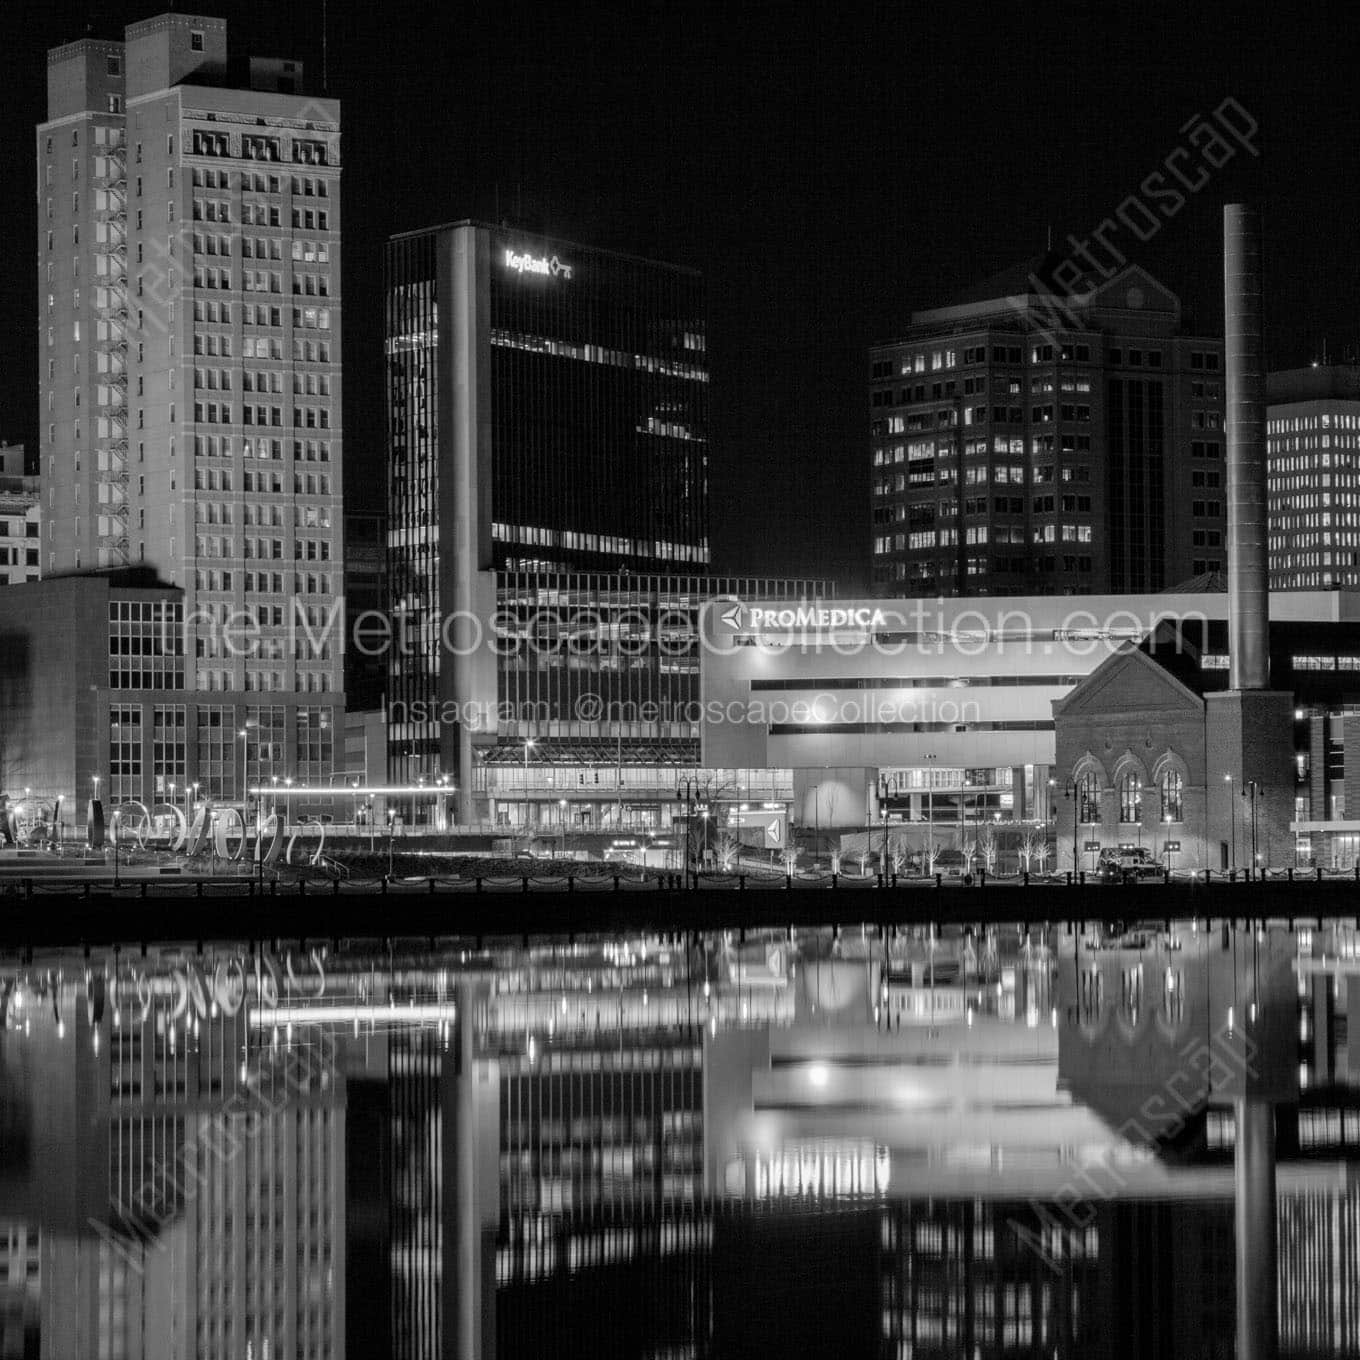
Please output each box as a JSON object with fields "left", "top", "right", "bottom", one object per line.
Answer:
{"left": 1077, "top": 770, "right": 1100, "bottom": 824}
{"left": 1119, "top": 772, "right": 1142, "bottom": 824}
{"left": 1160, "top": 769, "right": 1184, "bottom": 823}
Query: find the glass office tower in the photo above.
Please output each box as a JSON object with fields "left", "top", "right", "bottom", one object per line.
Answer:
{"left": 385, "top": 223, "right": 710, "bottom": 815}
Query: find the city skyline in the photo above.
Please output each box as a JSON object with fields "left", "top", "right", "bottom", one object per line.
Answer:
{"left": 1, "top": 0, "right": 1348, "bottom": 589}
{"left": 2, "top": 8, "right": 1360, "bottom": 1357}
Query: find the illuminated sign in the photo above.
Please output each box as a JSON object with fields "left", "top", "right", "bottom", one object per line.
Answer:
{"left": 741, "top": 605, "right": 890, "bottom": 631}
{"left": 504, "top": 248, "right": 574, "bottom": 280}
{"left": 732, "top": 808, "right": 785, "bottom": 847}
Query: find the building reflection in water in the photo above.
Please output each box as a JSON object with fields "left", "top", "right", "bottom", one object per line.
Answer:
{"left": 0, "top": 918, "right": 1357, "bottom": 1358}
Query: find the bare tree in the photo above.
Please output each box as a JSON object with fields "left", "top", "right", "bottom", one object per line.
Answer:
{"left": 975, "top": 821, "right": 999, "bottom": 873}
{"left": 924, "top": 837, "right": 943, "bottom": 873}
{"left": 717, "top": 827, "right": 739, "bottom": 872}
{"left": 1019, "top": 823, "right": 1047, "bottom": 872}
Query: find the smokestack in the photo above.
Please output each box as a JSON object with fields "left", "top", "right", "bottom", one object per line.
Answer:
{"left": 1223, "top": 204, "right": 1269, "bottom": 691}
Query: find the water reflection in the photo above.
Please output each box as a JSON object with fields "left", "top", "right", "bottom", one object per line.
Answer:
{"left": 1, "top": 919, "right": 1357, "bottom": 1358}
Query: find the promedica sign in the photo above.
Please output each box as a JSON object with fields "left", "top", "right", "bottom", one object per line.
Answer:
{"left": 746, "top": 606, "right": 891, "bottom": 630}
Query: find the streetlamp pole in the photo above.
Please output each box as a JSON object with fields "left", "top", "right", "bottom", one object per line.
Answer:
{"left": 111, "top": 810, "right": 121, "bottom": 887}
{"left": 1064, "top": 779, "right": 1079, "bottom": 874}
{"left": 677, "top": 776, "right": 707, "bottom": 886}
{"left": 880, "top": 775, "right": 891, "bottom": 875}
{"left": 1243, "top": 780, "right": 1260, "bottom": 873}
{"left": 386, "top": 808, "right": 395, "bottom": 877}
{"left": 238, "top": 728, "right": 249, "bottom": 824}
{"left": 1224, "top": 774, "right": 1236, "bottom": 873}
{"left": 523, "top": 737, "right": 535, "bottom": 845}
{"left": 1046, "top": 776, "right": 1056, "bottom": 873}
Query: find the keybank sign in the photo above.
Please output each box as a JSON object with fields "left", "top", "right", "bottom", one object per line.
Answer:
{"left": 721, "top": 604, "right": 891, "bottom": 631}
{"left": 504, "top": 248, "right": 574, "bottom": 280}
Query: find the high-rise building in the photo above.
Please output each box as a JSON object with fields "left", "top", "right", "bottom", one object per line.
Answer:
{"left": 1268, "top": 365, "right": 1360, "bottom": 590}
{"left": 869, "top": 259, "right": 1225, "bottom": 596}
{"left": 36, "top": 14, "right": 343, "bottom": 807}
{"left": 386, "top": 222, "right": 711, "bottom": 814}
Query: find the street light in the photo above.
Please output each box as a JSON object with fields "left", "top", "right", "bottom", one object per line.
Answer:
{"left": 1163, "top": 812, "right": 1175, "bottom": 874}
{"left": 385, "top": 807, "right": 395, "bottom": 878}
{"left": 1064, "top": 778, "right": 1080, "bottom": 874}
{"left": 111, "top": 809, "right": 121, "bottom": 888}
{"left": 1224, "top": 773, "right": 1236, "bottom": 873}
{"left": 237, "top": 728, "right": 249, "bottom": 812}
{"left": 523, "top": 737, "right": 535, "bottom": 841}
{"left": 878, "top": 773, "right": 892, "bottom": 875}
{"left": 923, "top": 753, "right": 937, "bottom": 871}
{"left": 677, "top": 777, "right": 703, "bottom": 886}
{"left": 558, "top": 797, "right": 568, "bottom": 859}
{"left": 1243, "top": 780, "right": 1261, "bottom": 875}
{"left": 1046, "top": 776, "right": 1057, "bottom": 873}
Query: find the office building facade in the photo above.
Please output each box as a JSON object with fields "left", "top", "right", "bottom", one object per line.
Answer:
{"left": 0, "top": 572, "right": 182, "bottom": 822}
{"left": 386, "top": 222, "right": 711, "bottom": 817}
{"left": 0, "top": 446, "right": 40, "bottom": 586}
{"left": 472, "top": 570, "right": 822, "bottom": 833}
{"left": 37, "top": 14, "right": 343, "bottom": 812}
{"left": 1268, "top": 365, "right": 1360, "bottom": 589}
{"left": 342, "top": 508, "right": 386, "bottom": 712}
{"left": 700, "top": 588, "right": 1360, "bottom": 869}
{"left": 869, "top": 262, "right": 1225, "bottom": 596}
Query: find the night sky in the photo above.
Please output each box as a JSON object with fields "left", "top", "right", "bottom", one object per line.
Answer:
{"left": 2, "top": 0, "right": 1352, "bottom": 589}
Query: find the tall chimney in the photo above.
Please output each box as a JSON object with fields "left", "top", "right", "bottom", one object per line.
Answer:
{"left": 1223, "top": 203, "right": 1269, "bottom": 691}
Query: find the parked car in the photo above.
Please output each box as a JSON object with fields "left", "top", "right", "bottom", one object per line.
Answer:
{"left": 1098, "top": 846, "right": 1162, "bottom": 884}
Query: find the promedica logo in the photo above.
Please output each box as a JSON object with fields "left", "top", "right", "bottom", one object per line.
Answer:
{"left": 742, "top": 606, "right": 892, "bottom": 630}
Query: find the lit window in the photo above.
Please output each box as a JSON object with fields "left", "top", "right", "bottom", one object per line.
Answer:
{"left": 1118, "top": 772, "right": 1142, "bottom": 824}
{"left": 1160, "top": 769, "right": 1183, "bottom": 823}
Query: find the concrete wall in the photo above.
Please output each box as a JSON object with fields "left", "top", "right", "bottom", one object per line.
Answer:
{"left": 1205, "top": 690, "right": 1297, "bottom": 870}
{"left": 0, "top": 578, "right": 106, "bottom": 811}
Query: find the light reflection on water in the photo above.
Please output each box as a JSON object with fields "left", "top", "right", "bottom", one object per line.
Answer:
{"left": 1, "top": 918, "right": 1358, "bottom": 1357}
